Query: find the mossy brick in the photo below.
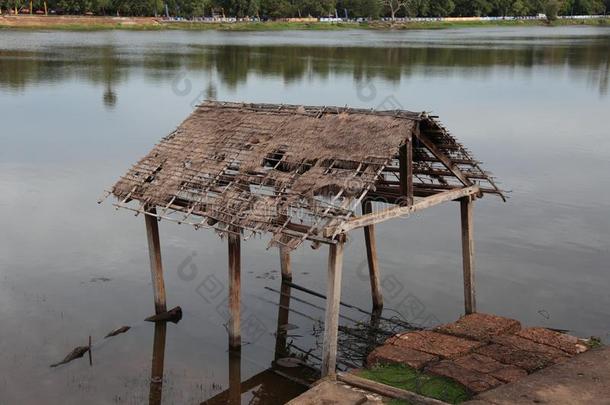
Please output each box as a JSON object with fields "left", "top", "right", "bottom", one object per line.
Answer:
{"left": 367, "top": 344, "right": 438, "bottom": 370}
{"left": 426, "top": 360, "right": 503, "bottom": 394}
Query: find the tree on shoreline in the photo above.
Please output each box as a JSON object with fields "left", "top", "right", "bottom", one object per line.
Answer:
{"left": 382, "top": 0, "right": 407, "bottom": 19}
{"left": 1, "top": 0, "right": 606, "bottom": 18}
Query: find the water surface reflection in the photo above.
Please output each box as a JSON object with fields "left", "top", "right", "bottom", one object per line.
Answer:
{"left": 1, "top": 27, "right": 609, "bottom": 404}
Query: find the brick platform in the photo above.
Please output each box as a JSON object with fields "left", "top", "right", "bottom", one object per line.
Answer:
{"left": 367, "top": 344, "right": 438, "bottom": 370}
{"left": 366, "top": 313, "right": 589, "bottom": 395}
{"left": 391, "top": 331, "right": 484, "bottom": 359}
{"left": 435, "top": 313, "right": 521, "bottom": 342}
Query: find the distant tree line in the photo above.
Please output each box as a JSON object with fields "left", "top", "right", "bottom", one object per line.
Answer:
{"left": 2, "top": 0, "right": 608, "bottom": 19}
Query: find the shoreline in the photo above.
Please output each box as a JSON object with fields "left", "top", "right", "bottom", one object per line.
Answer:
{"left": 0, "top": 15, "right": 609, "bottom": 31}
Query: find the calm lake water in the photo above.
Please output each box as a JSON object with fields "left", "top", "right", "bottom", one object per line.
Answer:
{"left": 1, "top": 26, "right": 609, "bottom": 404}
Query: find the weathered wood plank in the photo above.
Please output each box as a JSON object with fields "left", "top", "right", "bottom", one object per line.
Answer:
{"left": 145, "top": 207, "right": 167, "bottom": 314}
{"left": 321, "top": 242, "right": 345, "bottom": 378}
{"left": 399, "top": 136, "right": 414, "bottom": 205}
{"left": 328, "top": 186, "right": 480, "bottom": 235}
{"left": 274, "top": 281, "right": 292, "bottom": 360}
{"left": 279, "top": 237, "right": 292, "bottom": 281}
{"left": 228, "top": 230, "right": 241, "bottom": 349}
{"left": 228, "top": 349, "right": 241, "bottom": 404}
{"left": 460, "top": 196, "right": 476, "bottom": 314}
{"left": 149, "top": 322, "right": 167, "bottom": 405}
{"left": 337, "top": 372, "right": 448, "bottom": 405}
{"left": 362, "top": 201, "right": 383, "bottom": 310}
{"left": 414, "top": 130, "right": 472, "bottom": 187}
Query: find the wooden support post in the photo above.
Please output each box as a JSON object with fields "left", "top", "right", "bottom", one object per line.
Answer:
{"left": 362, "top": 201, "right": 383, "bottom": 310}
{"left": 145, "top": 207, "right": 167, "bottom": 315}
{"left": 279, "top": 238, "right": 292, "bottom": 281}
{"left": 228, "top": 349, "right": 241, "bottom": 405}
{"left": 149, "top": 322, "right": 167, "bottom": 405}
{"left": 321, "top": 240, "right": 344, "bottom": 378}
{"left": 460, "top": 196, "right": 476, "bottom": 314}
{"left": 367, "top": 307, "right": 383, "bottom": 354}
{"left": 228, "top": 230, "right": 241, "bottom": 350}
{"left": 274, "top": 280, "right": 292, "bottom": 361}
{"left": 399, "top": 137, "right": 414, "bottom": 205}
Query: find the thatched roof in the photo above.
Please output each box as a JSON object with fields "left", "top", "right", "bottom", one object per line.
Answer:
{"left": 110, "top": 102, "right": 502, "bottom": 249}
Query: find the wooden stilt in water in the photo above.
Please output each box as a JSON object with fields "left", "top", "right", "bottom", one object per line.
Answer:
{"left": 321, "top": 240, "right": 345, "bottom": 378}
{"left": 145, "top": 207, "right": 167, "bottom": 315}
{"left": 399, "top": 137, "right": 414, "bottom": 206}
{"left": 228, "top": 230, "right": 241, "bottom": 350}
{"left": 274, "top": 281, "right": 292, "bottom": 360}
{"left": 228, "top": 349, "right": 241, "bottom": 405}
{"left": 149, "top": 322, "right": 167, "bottom": 405}
{"left": 460, "top": 196, "right": 476, "bottom": 314}
{"left": 279, "top": 237, "right": 292, "bottom": 281}
{"left": 362, "top": 201, "right": 383, "bottom": 310}
{"left": 367, "top": 306, "right": 383, "bottom": 354}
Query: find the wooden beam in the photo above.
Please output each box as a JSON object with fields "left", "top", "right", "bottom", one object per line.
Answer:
{"left": 139, "top": 198, "right": 336, "bottom": 245}
{"left": 328, "top": 186, "right": 480, "bottom": 235}
{"left": 414, "top": 130, "right": 472, "bottom": 187}
{"left": 398, "top": 137, "right": 413, "bottom": 205}
{"left": 274, "top": 281, "right": 292, "bottom": 360}
{"left": 362, "top": 201, "right": 383, "bottom": 310}
{"left": 384, "top": 166, "right": 490, "bottom": 180}
{"left": 228, "top": 229, "right": 241, "bottom": 350}
{"left": 149, "top": 322, "right": 167, "bottom": 405}
{"left": 337, "top": 372, "right": 448, "bottom": 405}
{"left": 228, "top": 349, "right": 241, "bottom": 404}
{"left": 145, "top": 207, "right": 167, "bottom": 314}
{"left": 279, "top": 237, "right": 292, "bottom": 281}
{"left": 320, "top": 241, "right": 344, "bottom": 378}
{"left": 460, "top": 196, "right": 476, "bottom": 314}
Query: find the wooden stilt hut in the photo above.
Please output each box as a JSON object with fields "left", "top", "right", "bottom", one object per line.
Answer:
{"left": 106, "top": 101, "right": 504, "bottom": 378}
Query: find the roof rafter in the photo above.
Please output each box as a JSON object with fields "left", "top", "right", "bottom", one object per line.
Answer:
{"left": 414, "top": 129, "right": 473, "bottom": 187}
{"left": 106, "top": 102, "right": 503, "bottom": 249}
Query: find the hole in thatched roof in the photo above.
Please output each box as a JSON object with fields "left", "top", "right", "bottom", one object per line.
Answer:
{"left": 109, "top": 101, "right": 504, "bottom": 250}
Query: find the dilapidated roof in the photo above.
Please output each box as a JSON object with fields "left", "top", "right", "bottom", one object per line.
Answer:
{"left": 109, "top": 101, "right": 503, "bottom": 249}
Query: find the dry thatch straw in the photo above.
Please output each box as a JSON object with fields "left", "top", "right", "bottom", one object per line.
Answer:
{"left": 110, "top": 101, "right": 502, "bottom": 249}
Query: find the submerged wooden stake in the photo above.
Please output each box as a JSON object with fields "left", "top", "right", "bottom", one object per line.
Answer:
{"left": 274, "top": 281, "right": 292, "bottom": 361}
{"left": 460, "top": 196, "right": 476, "bottom": 314}
{"left": 145, "top": 207, "right": 167, "bottom": 314}
{"left": 228, "top": 230, "right": 241, "bottom": 350}
{"left": 228, "top": 349, "right": 242, "bottom": 404}
{"left": 321, "top": 240, "right": 344, "bottom": 378}
{"left": 88, "top": 335, "right": 92, "bottom": 367}
{"left": 362, "top": 201, "right": 383, "bottom": 310}
{"left": 149, "top": 322, "right": 167, "bottom": 405}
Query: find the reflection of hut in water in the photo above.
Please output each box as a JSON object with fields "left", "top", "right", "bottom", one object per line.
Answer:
{"left": 105, "top": 101, "right": 504, "bottom": 379}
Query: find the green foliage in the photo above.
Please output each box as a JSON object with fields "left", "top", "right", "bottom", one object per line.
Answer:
{"left": 586, "top": 336, "right": 603, "bottom": 349}
{"left": 428, "top": 0, "right": 454, "bottom": 16}
{"left": 562, "top": 0, "right": 606, "bottom": 14}
{"left": 358, "top": 364, "right": 472, "bottom": 404}
{"left": 337, "top": 0, "right": 380, "bottom": 18}
{"left": 544, "top": 0, "right": 561, "bottom": 19}
{"left": 4, "top": 0, "right": 607, "bottom": 19}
